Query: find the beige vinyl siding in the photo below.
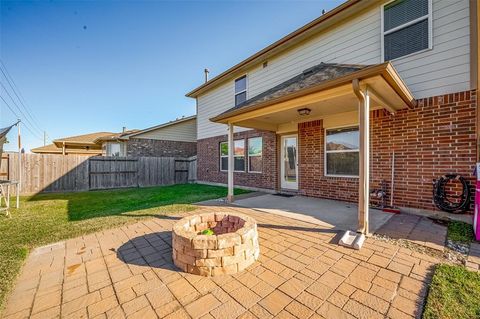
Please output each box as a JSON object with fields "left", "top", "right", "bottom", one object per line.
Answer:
{"left": 197, "top": 83, "right": 249, "bottom": 140}
{"left": 391, "top": 0, "right": 471, "bottom": 98}
{"left": 196, "top": 0, "right": 471, "bottom": 140}
{"left": 134, "top": 118, "right": 197, "bottom": 142}
{"left": 248, "top": 8, "right": 381, "bottom": 98}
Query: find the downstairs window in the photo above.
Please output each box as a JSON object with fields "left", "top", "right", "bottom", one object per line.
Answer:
{"left": 325, "top": 127, "right": 359, "bottom": 177}
{"left": 220, "top": 139, "right": 245, "bottom": 172}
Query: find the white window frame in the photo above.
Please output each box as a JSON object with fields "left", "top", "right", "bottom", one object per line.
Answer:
{"left": 219, "top": 139, "right": 246, "bottom": 172}
{"left": 106, "top": 142, "right": 125, "bottom": 157}
{"left": 234, "top": 75, "right": 248, "bottom": 106}
{"left": 324, "top": 125, "right": 360, "bottom": 178}
{"left": 380, "top": 0, "right": 433, "bottom": 62}
{"left": 247, "top": 136, "right": 262, "bottom": 173}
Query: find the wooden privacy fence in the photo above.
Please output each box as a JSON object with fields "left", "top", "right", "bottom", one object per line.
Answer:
{"left": 0, "top": 153, "right": 197, "bottom": 194}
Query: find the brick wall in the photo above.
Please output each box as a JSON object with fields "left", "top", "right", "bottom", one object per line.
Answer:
{"left": 298, "top": 89, "right": 477, "bottom": 211}
{"left": 127, "top": 138, "right": 197, "bottom": 157}
{"left": 298, "top": 120, "right": 359, "bottom": 202}
{"left": 197, "top": 130, "right": 277, "bottom": 190}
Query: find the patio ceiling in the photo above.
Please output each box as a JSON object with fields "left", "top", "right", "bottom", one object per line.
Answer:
{"left": 210, "top": 62, "right": 415, "bottom": 131}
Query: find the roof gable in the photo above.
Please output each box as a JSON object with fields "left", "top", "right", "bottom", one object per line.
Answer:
{"left": 186, "top": 0, "right": 379, "bottom": 98}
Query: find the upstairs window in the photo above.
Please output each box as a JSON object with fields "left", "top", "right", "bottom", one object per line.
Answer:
{"left": 382, "top": 0, "right": 431, "bottom": 61}
{"left": 235, "top": 75, "right": 247, "bottom": 106}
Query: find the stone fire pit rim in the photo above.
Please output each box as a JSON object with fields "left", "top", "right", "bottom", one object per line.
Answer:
{"left": 172, "top": 212, "right": 257, "bottom": 239}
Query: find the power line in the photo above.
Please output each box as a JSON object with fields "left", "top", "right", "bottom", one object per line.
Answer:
{"left": 0, "top": 95, "right": 21, "bottom": 119}
{"left": 0, "top": 60, "right": 44, "bottom": 133}
{"left": 0, "top": 81, "right": 43, "bottom": 136}
{"left": 0, "top": 95, "right": 44, "bottom": 141}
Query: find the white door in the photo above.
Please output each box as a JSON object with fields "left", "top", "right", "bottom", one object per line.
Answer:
{"left": 281, "top": 135, "right": 298, "bottom": 190}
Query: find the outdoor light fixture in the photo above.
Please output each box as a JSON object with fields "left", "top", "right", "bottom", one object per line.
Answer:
{"left": 297, "top": 108, "right": 311, "bottom": 116}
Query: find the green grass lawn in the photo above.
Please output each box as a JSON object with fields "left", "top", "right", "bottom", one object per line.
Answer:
{"left": 0, "top": 183, "right": 248, "bottom": 312}
{"left": 423, "top": 264, "right": 480, "bottom": 319}
{"left": 447, "top": 221, "right": 475, "bottom": 244}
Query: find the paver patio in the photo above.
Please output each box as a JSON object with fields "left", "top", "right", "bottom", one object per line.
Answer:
{"left": 2, "top": 206, "right": 439, "bottom": 319}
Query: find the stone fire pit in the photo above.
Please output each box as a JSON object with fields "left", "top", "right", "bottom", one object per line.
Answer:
{"left": 172, "top": 212, "right": 259, "bottom": 276}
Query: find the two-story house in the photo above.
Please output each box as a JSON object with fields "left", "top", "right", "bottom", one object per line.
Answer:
{"left": 187, "top": 0, "right": 478, "bottom": 230}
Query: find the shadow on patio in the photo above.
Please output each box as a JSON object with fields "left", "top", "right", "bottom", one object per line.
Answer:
{"left": 200, "top": 192, "right": 450, "bottom": 252}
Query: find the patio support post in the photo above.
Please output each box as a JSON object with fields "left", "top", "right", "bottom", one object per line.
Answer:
{"left": 227, "top": 122, "right": 234, "bottom": 202}
{"left": 353, "top": 80, "right": 370, "bottom": 235}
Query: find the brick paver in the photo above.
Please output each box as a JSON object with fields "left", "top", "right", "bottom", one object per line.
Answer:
{"left": 2, "top": 206, "right": 441, "bottom": 319}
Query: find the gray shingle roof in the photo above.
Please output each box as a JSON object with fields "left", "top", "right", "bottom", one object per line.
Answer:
{"left": 219, "top": 62, "right": 369, "bottom": 117}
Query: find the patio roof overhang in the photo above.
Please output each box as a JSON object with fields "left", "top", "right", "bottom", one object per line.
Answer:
{"left": 214, "top": 62, "right": 415, "bottom": 242}
{"left": 210, "top": 62, "right": 415, "bottom": 131}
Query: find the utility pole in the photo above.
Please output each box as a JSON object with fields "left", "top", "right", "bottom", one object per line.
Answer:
{"left": 43, "top": 131, "right": 46, "bottom": 146}
{"left": 16, "top": 119, "right": 21, "bottom": 208}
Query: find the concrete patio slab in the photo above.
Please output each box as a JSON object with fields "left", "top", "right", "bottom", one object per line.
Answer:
{"left": 232, "top": 194, "right": 394, "bottom": 233}
{"left": 2, "top": 206, "right": 439, "bottom": 319}
{"left": 376, "top": 213, "right": 448, "bottom": 251}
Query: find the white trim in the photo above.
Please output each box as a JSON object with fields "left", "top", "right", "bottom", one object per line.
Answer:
{"left": 247, "top": 136, "right": 263, "bottom": 173}
{"left": 324, "top": 125, "right": 360, "bottom": 178}
{"left": 380, "top": 0, "right": 433, "bottom": 62}
{"left": 219, "top": 139, "right": 246, "bottom": 173}
{"left": 383, "top": 15, "right": 428, "bottom": 35}
{"left": 234, "top": 74, "right": 248, "bottom": 106}
{"left": 280, "top": 134, "right": 298, "bottom": 190}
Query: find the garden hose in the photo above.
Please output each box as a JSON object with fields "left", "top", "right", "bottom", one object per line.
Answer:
{"left": 433, "top": 174, "right": 470, "bottom": 214}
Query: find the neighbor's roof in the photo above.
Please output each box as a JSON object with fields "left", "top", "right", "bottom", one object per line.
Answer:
{"left": 186, "top": 0, "right": 372, "bottom": 98}
{"left": 124, "top": 115, "right": 196, "bottom": 138}
{"left": 31, "top": 143, "right": 102, "bottom": 155}
{"left": 94, "top": 129, "right": 140, "bottom": 142}
{"left": 211, "top": 62, "right": 416, "bottom": 123}
{"left": 53, "top": 132, "right": 115, "bottom": 147}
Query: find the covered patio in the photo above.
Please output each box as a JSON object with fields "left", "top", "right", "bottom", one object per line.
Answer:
{"left": 229, "top": 193, "right": 394, "bottom": 233}
{"left": 210, "top": 62, "right": 416, "bottom": 237}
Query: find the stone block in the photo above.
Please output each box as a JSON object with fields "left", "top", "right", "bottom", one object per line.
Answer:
{"left": 192, "top": 235, "right": 217, "bottom": 250}
{"left": 196, "top": 258, "right": 222, "bottom": 267}
{"left": 212, "top": 264, "right": 238, "bottom": 276}
{"left": 207, "top": 247, "right": 234, "bottom": 258}
{"left": 222, "top": 254, "right": 245, "bottom": 266}
{"left": 187, "top": 265, "right": 212, "bottom": 277}
{"left": 217, "top": 234, "right": 241, "bottom": 249}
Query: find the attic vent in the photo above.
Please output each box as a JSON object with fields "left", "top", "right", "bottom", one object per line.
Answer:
{"left": 302, "top": 69, "right": 314, "bottom": 76}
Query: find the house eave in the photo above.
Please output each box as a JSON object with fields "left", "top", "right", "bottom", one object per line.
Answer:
{"left": 209, "top": 62, "right": 415, "bottom": 124}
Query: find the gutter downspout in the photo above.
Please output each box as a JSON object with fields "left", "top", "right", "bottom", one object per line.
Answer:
{"left": 353, "top": 79, "right": 370, "bottom": 235}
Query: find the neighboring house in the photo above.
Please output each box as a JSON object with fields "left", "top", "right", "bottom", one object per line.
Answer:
{"left": 187, "top": 0, "right": 478, "bottom": 217}
{"left": 31, "top": 115, "right": 197, "bottom": 157}
{"left": 122, "top": 115, "right": 197, "bottom": 158}
{"left": 31, "top": 132, "right": 114, "bottom": 155}
{"left": 96, "top": 129, "right": 139, "bottom": 157}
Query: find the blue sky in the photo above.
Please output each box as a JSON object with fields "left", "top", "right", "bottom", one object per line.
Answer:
{"left": 1, "top": 0, "right": 343, "bottom": 152}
